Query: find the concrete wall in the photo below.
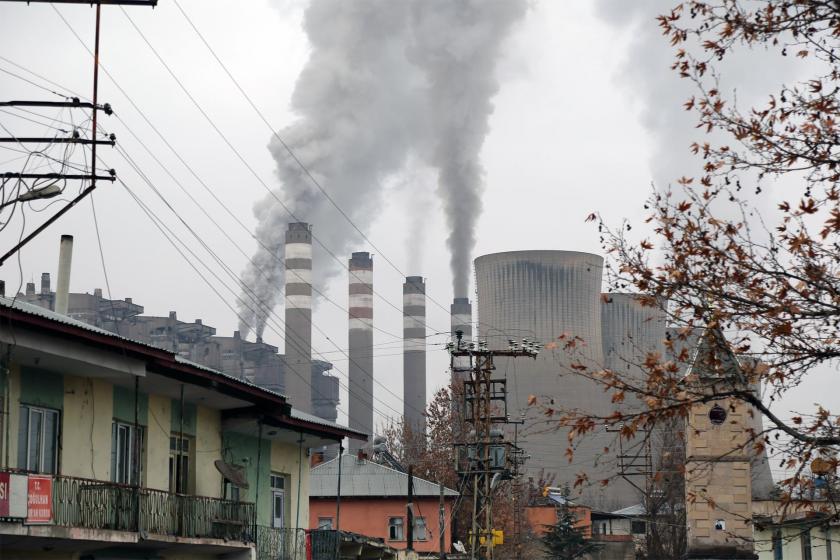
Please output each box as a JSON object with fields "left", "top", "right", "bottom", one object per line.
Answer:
{"left": 271, "top": 440, "right": 309, "bottom": 530}
{"left": 61, "top": 375, "right": 112, "bottom": 480}
{"left": 195, "top": 405, "right": 222, "bottom": 498}
{"left": 309, "top": 497, "right": 453, "bottom": 553}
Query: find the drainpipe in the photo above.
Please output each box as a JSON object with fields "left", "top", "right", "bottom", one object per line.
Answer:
{"left": 335, "top": 442, "right": 343, "bottom": 559}
{"left": 407, "top": 464, "right": 414, "bottom": 551}
{"left": 134, "top": 375, "right": 141, "bottom": 532}
{"left": 295, "top": 432, "right": 304, "bottom": 554}
{"left": 54, "top": 235, "right": 73, "bottom": 315}
{"left": 254, "top": 419, "right": 263, "bottom": 542}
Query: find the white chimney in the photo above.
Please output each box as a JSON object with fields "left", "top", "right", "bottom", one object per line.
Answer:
{"left": 54, "top": 235, "right": 73, "bottom": 315}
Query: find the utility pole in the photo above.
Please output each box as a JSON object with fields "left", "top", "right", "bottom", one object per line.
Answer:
{"left": 0, "top": 0, "right": 156, "bottom": 267}
{"left": 449, "top": 333, "right": 538, "bottom": 560}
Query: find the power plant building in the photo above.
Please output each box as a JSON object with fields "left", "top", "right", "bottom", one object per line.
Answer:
{"left": 475, "top": 250, "right": 651, "bottom": 509}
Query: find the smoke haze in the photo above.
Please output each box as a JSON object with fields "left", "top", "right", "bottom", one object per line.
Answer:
{"left": 239, "top": 0, "right": 526, "bottom": 338}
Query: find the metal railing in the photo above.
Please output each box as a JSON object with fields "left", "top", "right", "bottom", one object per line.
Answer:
{"left": 256, "top": 526, "right": 307, "bottom": 560}
{"left": 49, "top": 473, "right": 255, "bottom": 542}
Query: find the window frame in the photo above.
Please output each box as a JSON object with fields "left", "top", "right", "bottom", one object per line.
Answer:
{"left": 17, "top": 404, "right": 60, "bottom": 474}
{"left": 414, "top": 516, "right": 428, "bottom": 541}
{"left": 168, "top": 434, "right": 194, "bottom": 494}
{"left": 317, "top": 517, "right": 334, "bottom": 530}
{"left": 388, "top": 516, "right": 405, "bottom": 541}
{"left": 270, "top": 473, "right": 287, "bottom": 529}
{"left": 772, "top": 528, "right": 783, "bottom": 560}
{"left": 111, "top": 420, "right": 145, "bottom": 486}
{"left": 801, "top": 529, "right": 812, "bottom": 560}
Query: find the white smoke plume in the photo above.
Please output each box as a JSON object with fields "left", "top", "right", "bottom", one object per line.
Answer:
{"left": 239, "top": 0, "right": 526, "bottom": 338}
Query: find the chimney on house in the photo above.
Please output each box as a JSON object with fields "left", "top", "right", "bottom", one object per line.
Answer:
{"left": 54, "top": 235, "right": 74, "bottom": 315}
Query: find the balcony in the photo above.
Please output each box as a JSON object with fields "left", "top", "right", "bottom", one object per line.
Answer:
{"left": 45, "top": 473, "right": 255, "bottom": 543}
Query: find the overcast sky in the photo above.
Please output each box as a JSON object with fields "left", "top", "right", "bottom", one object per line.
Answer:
{"left": 1, "top": 0, "right": 834, "bottom": 472}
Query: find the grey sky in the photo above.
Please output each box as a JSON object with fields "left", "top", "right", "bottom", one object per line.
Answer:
{"left": 1, "top": 0, "right": 831, "bottom": 462}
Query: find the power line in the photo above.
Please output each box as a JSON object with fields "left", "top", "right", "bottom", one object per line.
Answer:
{"left": 117, "top": 6, "right": 453, "bottom": 336}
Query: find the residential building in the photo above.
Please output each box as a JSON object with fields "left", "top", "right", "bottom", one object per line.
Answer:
{"left": 308, "top": 453, "right": 458, "bottom": 556}
{"left": 754, "top": 499, "right": 840, "bottom": 560}
{"left": 17, "top": 276, "right": 341, "bottom": 431}
{"left": 0, "top": 296, "right": 365, "bottom": 559}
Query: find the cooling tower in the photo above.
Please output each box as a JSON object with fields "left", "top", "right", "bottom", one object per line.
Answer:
{"left": 475, "top": 251, "right": 638, "bottom": 509}
{"left": 451, "top": 297, "right": 473, "bottom": 382}
{"left": 348, "top": 252, "right": 374, "bottom": 450}
{"left": 284, "top": 223, "right": 313, "bottom": 413}
{"left": 601, "top": 293, "right": 667, "bottom": 381}
{"left": 403, "top": 276, "right": 426, "bottom": 435}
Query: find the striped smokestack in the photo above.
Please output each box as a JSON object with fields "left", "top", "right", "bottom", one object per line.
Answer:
{"left": 403, "top": 276, "right": 426, "bottom": 434}
{"left": 451, "top": 297, "right": 473, "bottom": 382}
{"left": 348, "top": 252, "right": 374, "bottom": 450}
{"left": 284, "top": 222, "right": 313, "bottom": 413}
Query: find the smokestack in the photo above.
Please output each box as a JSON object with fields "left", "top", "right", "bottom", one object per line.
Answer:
{"left": 40, "top": 273, "right": 50, "bottom": 295}
{"left": 284, "top": 222, "right": 313, "bottom": 413}
{"left": 55, "top": 235, "right": 73, "bottom": 315}
{"left": 348, "top": 252, "right": 374, "bottom": 450}
{"left": 403, "top": 276, "right": 426, "bottom": 434}
{"left": 25, "top": 282, "right": 35, "bottom": 296}
{"left": 450, "top": 297, "right": 473, "bottom": 382}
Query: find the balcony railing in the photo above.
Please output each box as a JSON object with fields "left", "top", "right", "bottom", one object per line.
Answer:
{"left": 256, "top": 526, "right": 307, "bottom": 560}
{"left": 48, "top": 474, "right": 255, "bottom": 542}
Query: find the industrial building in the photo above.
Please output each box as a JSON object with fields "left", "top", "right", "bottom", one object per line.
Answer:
{"left": 473, "top": 250, "right": 778, "bottom": 511}
{"left": 16, "top": 272, "right": 340, "bottom": 427}
{"left": 474, "top": 250, "right": 664, "bottom": 509}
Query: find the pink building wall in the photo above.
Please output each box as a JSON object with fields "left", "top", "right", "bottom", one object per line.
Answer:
{"left": 310, "top": 497, "right": 454, "bottom": 553}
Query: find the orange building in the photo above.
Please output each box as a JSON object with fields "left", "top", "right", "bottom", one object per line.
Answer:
{"left": 525, "top": 499, "right": 592, "bottom": 538}
{"left": 309, "top": 454, "right": 458, "bottom": 554}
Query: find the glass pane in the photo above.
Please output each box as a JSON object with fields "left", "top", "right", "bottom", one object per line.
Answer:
{"left": 29, "top": 410, "right": 42, "bottom": 473}
{"left": 17, "top": 405, "right": 29, "bottom": 470}
{"left": 43, "top": 410, "right": 57, "bottom": 474}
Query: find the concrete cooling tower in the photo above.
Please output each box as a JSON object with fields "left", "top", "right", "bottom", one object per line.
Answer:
{"left": 475, "top": 251, "right": 647, "bottom": 509}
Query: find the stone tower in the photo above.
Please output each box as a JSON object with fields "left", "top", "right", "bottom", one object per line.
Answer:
{"left": 684, "top": 328, "right": 757, "bottom": 560}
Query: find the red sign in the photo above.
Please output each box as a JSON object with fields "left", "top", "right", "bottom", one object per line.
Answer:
{"left": 26, "top": 475, "right": 52, "bottom": 524}
{"left": 0, "top": 472, "right": 9, "bottom": 517}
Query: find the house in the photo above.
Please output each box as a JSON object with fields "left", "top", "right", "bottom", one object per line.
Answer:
{"left": 753, "top": 498, "right": 840, "bottom": 560}
{"left": 308, "top": 453, "right": 458, "bottom": 556}
{"left": 0, "top": 296, "right": 365, "bottom": 560}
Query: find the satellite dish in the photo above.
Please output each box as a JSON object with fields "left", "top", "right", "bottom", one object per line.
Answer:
{"left": 811, "top": 457, "right": 834, "bottom": 476}
{"left": 214, "top": 460, "right": 249, "bottom": 489}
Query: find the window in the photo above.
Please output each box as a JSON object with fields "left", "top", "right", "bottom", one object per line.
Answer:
{"left": 772, "top": 528, "right": 783, "bottom": 560}
{"left": 631, "top": 520, "right": 646, "bottom": 535}
{"left": 388, "top": 517, "right": 404, "bottom": 540}
{"left": 824, "top": 526, "right": 833, "bottom": 560}
{"left": 414, "top": 517, "right": 428, "bottom": 541}
{"left": 18, "top": 405, "right": 59, "bottom": 474}
{"left": 317, "top": 517, "right": 333, "bottom": 530}
{"left": 223, "top": 479, "right": 241, "bottom": 502}
{"left": 271, "top": 474, "right": 286, "bottom": 529}
{"left": 801, "top": 530, "right": 812, "bottom": 560}
{"left": 111, "top": 421, "right": 144, "bottom": 485}
{"left": 169, "top": 436, "right": 193, "bottom": 494}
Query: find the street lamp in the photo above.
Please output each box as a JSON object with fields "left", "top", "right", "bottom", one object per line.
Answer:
{"left": 0, "top": 183, "right": 62, "bottom": 210}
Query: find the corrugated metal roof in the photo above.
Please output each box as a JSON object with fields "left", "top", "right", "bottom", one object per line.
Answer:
{"left": 0, "top": 296, "right": 283, "bottom": 396}
{"left": 310, "top": 454, "right": 458, "bottom": 498}
{"left": 288, "top": 408, "right": 365, "bottom": 437}
{"left": 0, "top": 295, "right": 160, "bottom": 348}
{"left": 611, "top": 503, "right": 646, "bottom": 517}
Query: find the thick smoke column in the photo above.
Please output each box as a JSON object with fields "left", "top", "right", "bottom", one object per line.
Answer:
{"left": 410, "top": 0, "right": 527, "bottom": 298}
{"left": 239, "top": 0, "right": 526, "bottom": 337}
